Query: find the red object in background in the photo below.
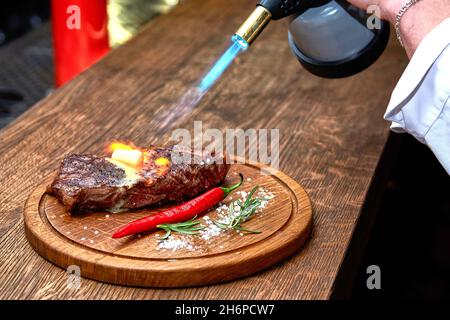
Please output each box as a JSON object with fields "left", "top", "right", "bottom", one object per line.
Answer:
{"left": 51, "top": 0, "right": 110, "bottom": 87}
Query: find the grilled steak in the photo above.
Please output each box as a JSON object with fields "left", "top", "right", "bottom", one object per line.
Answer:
{"left": 48, "top": 146, "right": 229, "bottom": 212}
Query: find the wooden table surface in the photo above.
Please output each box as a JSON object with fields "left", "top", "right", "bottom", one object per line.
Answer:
{"left": 0, "top": 0, "right": 407, "bottom": 299}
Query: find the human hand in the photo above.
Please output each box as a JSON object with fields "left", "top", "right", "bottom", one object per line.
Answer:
{"left": 346, "top": 0, "right": 450, "bottom": 57}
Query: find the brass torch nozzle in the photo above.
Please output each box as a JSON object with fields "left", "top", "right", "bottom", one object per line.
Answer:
{"left": 235, "top": 6, "right": 272, "bottom": 45}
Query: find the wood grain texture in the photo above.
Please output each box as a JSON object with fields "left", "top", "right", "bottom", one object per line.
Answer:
{"left": 0, "top": 0, "right": 408, "bottom": 299}
{"left": 24, "top": 163, "right": 312, "bottom": 287}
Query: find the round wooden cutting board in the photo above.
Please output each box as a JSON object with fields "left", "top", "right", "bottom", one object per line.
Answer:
{"left": 24, "top": 162, "right": 313, "bottom": 287}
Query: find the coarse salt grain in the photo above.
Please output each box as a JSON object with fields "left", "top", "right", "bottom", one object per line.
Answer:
{"left": 199, "top": 223, "right": 222, "bottom": 240}
{"left": 157, "top": 236, "right": 196, "bottom": 252}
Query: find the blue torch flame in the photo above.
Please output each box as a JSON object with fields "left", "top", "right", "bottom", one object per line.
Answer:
{"left": 198, "top": 35, "right": 249, "bottom": 93}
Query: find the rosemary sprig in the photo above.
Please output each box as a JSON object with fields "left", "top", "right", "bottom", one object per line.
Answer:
{"left": 213, "top": 186, "right": 265, "bottom": 234}
{"left": 157, "top": 216, "right": 205, "bottom": 240}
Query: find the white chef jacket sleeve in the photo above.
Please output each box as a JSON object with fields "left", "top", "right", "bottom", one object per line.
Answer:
{"left": 384, "top": 18, "right": 450, "bottom": 174}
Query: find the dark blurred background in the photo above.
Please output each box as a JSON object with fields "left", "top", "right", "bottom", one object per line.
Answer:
{"left": 0, "top": 0, "right": 448, "bottom": 300}
{"left": 0, "top": 0, "right": 178, "bottom": 128}
{"left": 0, "top": 0, "right": 50, "bottom": 47}
{"left": 0, "top": 0, "right": 51, "bottom": 128}
{"left": 349, "top": 134, "right": 450, "bottom": 299}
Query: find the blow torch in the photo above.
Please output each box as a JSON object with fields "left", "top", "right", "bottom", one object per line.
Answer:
{"left": 234, "top": 0, "right": 390, "bottom": 78}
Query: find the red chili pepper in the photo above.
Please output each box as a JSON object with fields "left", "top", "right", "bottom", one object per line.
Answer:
{"left": 112, "top": 174, "right": 244, "bottom": 238}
